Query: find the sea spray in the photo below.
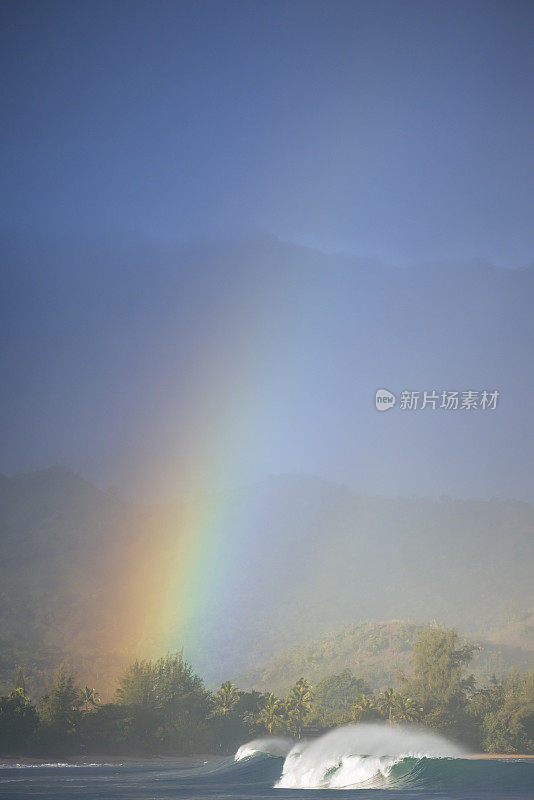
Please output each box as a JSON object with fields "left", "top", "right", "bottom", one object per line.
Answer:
{"left": 275, "top": 723, "right": 465, "bottom": 789}
{"left": 235, "top": 737, "right": 294, "bottom": 761}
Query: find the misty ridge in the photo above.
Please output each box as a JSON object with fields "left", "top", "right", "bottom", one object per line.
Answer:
{"left": 1, "top": 230, "right": 534, "bottom": 501}
{"left": 1, "top": 230, "right": 533, "bottom": 695}
{"left": 0, "top": 467, "right": 533, "bottom": 697}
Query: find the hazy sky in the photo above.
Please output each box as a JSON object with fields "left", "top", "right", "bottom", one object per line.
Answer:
{"left": 1, "top": 1, "right": 534, "bottom": 502}
{"left": 2, "top": 0, "right": 534, "bottom": 265}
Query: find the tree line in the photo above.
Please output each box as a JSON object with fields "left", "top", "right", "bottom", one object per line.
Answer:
{"left": 0, "top": 627, "right": 532, "bottom": 756}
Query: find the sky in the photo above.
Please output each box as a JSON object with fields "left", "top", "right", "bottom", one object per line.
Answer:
{"left": 2, "top": 0, "right": 534, "bottom": 265}
{"left": 1, "top": 0, "right": 534, "bottom": 502}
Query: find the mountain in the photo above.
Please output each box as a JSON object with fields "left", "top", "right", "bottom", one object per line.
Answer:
{"left": 2, "top": 233, "right": 534, "bottom": 502}
{"left": 0, "top": 467, "right": 533, "bottom": 696}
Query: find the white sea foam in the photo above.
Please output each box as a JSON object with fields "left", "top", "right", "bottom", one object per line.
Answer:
{"left": 275, "top": 723, "right": 465, "bottom": 789}
{"left": 0, "top": 762, "right": 120, "bottom": 769}
{"left": 235, "top": 737, "right": 294, "bottom": 761}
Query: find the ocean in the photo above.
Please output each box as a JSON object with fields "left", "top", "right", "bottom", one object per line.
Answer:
{"left": 1, "top": 725, "right": 532, "bottom": 800}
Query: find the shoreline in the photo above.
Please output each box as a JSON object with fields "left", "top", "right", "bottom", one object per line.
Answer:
{"left": 1, "top": 753, "right": 533, "bottom": 765}
{"left": 467, "top": 753, "right": 534, "bottom": 760}
{"left": 0, "top": 754, "right": 224, "bottom": 765}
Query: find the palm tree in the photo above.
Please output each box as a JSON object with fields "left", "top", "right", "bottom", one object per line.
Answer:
{"left": 15, "top": 667, "right": 26, "bottom": 695}
{"left": 212, "top": 680, "right": 241, "bottom": 716}
{"left": 80, "top": 686, "right": 99, "bottom": 712}
{"left": 392, "top": 695, "right": 422, "bottom": 724}
{"left": 351, "top": 694, "right": 378, "bottom": 722}
{"left": 378, "top": 687, "right": 396, "bottom": 726}
{"left": 286, "top": 678, "right": 312, "bottom": 739}
{"left": 258, "top": 692, "right": 285, "bottom": 734}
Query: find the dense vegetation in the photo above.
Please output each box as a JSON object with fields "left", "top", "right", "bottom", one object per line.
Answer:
{"left": 1, "top": 468, "right": 534, "bottom": 695}
{"left": 1, "top": 627, "right": 532, "bottom": 757}
{"left": 241, "top": 618, "right": 534, "bottom": 694}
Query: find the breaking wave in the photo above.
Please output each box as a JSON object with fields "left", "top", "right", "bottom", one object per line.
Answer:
{"left": 232, "top": 725, "right": 533, "bottom": 791}
{"left": 273, "top": 723, "right": 498, "bottom": 790}
{"left": 235, "top": 737, "right": 294, "bottom": 761}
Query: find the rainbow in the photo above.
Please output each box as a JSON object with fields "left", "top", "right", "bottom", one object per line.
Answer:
{"left": 87, "top": 249, "right": 363, "bottom": 686}
{"left": 97, "top": 260, "right": 315, "bottom": 676}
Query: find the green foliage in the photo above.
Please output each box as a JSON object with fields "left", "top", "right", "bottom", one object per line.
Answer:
{"left": 207, "top": 682, "right": 264, "bottom": 752}
{"left": 81, "top": 686, "right": 99, "bottom": 711}
{"left": 245, "top": 621, "right": 423, "bottom": 693}
{"left": 377, "top": 687, "right": 396, "bottom": 724}
{"left": 0, "top": 634, "right": 532, "bottom": 756}
{"left": 351, "top": 693, "right": 379, "bottom": 722}
{"left": 0, "top": 688, "right": 38, "bottom": 753}
{"left": 286, "top": 678, "right": 313, "bottom": 738}
{"left": 470, "top": 667, "right": 534, "bottom": 753}
{"left": 115, "top": 653, "right": 210, "bottom": 753}
{"left": 257, "top": 692, "right": 286, "bottom": 734}
{"left": 235, "top": 689, "right": 266, "bottom": 718}
{"left": 310, "top": 670, "right": 370, "bottom": 726}
{"left": 351, "top": 688, "right": 422, "bottom": 725}
{"left": 78, "top": 702, "right": 130, "bottom": 752}
{"left": 399, "top": 627, "right": 477, "bottom": 738}
{"left": 391, "top": 694, "right": 422, "bottom": 724}
{"left": 242, "top": 617, "right": 534, "bottom": 699}
{"left": 15, "top": 667, "right": 26, "bottom": 694}
{"left": 37, "top": 663, "right": 82, "bottom": 750}
{"left": 212, "top": 681, "right": 241, "bottom": 716}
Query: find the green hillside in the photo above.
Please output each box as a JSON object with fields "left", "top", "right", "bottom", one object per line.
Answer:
{"left": 239, "top": 618, "right": 534, "bottom": 694}
{"left": 1, "top": 467, "right": 533, "bottom": 697}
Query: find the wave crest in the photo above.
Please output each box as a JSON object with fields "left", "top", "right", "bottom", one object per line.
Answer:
{"left": 235, "top": 737, "right": 294, "bottom": 761}
{"left": 275, "top": 723, "right": 465, "bottom": 789}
